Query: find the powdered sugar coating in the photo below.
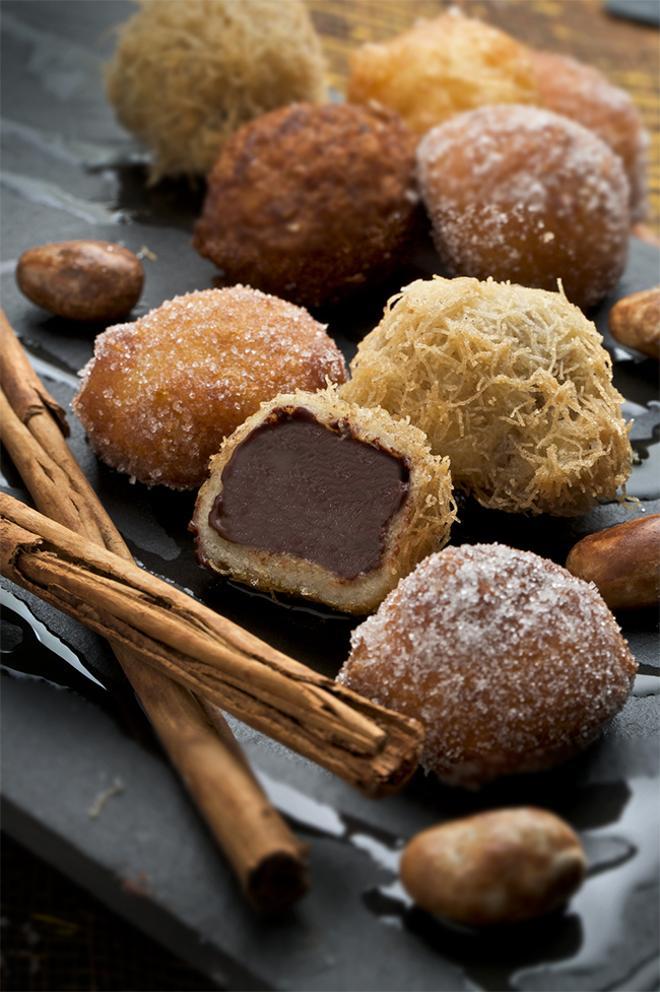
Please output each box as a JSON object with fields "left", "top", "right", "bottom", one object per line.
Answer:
{"left": 417, "top": 104, "right": 630, "bottom": 310}
{"left": 73, "top": 286, "right": 346, "bottom": 489}
{"left": 531, "top": 49, "right": 649, "bottom": 221}
{"left": 338, "top": 543, "right": 636, "bottom": 788}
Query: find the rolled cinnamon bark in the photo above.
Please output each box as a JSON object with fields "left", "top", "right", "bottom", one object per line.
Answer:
{"left": 0, "top": 310, "right": 308, "bottom": 912}
{"left": 0, "top": 494, "right": 423, "bottom": 793}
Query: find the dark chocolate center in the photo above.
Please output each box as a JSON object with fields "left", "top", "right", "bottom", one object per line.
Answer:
{"left": 209, "top": 409, "right": 409, "bottom": 580}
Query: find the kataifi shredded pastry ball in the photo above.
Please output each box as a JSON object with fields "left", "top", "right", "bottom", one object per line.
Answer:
{"left": 530, "top": 49, "right": 649, "bottom": 221}
{"left": 106, "top": 0, "right": 326, "bottom": 181}
{"left": 341, "top": 276, "right": 632, "bottom": 516}
{"left": 347, "top": 10, "right": 538, "bottom": 135}
{"left": 338, "top": 544, "right": 637, "bottom": 788}
{"left": 416, "top": 105, "right": 630, "bottom": 310}
{"left": 73, "top": 287, "right": 346, "bottom": 490}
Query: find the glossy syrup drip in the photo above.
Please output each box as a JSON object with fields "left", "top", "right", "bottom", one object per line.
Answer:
{"left": 622, "top": 399, "right": 660, "bottom": 500}
{"left": 516, "top": 775, "right": 659, "bottom": 987}
{"left": 0, "top": 588, "right": 154, "bottom": 745}
{"left": 362, "top": 773, "right": 658, "bottom": 991}
{"left": 254, "top": 752, "right": 659, "bottom": 991}
{"left": 1, "top": 587, "right": 104, "bottom": 690}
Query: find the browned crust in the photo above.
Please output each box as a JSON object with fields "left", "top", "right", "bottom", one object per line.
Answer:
{"left": 194, "top": 102, "right": 418, "bottom": 307}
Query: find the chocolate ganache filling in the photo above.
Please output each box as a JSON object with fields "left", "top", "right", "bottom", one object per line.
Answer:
{"left": 209, "top": 409, "right": 409, "bottom": 579}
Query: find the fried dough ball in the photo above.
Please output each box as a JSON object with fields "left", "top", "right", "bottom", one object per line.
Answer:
{"left": 338, "top": 544, "right": 637, "bottom": 788}
{"left": 193, "top": 387, "right": 456, "bottom": 614}
{"left": 73, "top": 287, "right": 346, "bottom": 490}
{"left": 341, "top": 276, "right": 632, "bottom": 516}
{"left": 417, "top": 105, "right": 630, "bottom": 310}
{"left": 106, "top": 0, "right": 325, "bottom": 181}
{"left": 531, "top": 49, "right": 648, "bottom": 221}
{"left": 347, "top": 11, "right": 538, "bottom": 135}
{"left": 193, "top": 102, "right": 418, "bottom": 308}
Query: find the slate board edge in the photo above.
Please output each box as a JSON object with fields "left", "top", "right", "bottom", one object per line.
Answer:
{"left": 1, "top": 676, "right": 274, "bottom": 992}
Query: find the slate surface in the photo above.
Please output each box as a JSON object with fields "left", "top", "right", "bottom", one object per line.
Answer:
{"left": 605, "top": 0, "right": 660, "bottom": 27}
{"left": 1, "top": 3, "right": 659, "bottom": 990}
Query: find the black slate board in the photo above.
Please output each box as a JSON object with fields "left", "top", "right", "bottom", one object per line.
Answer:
{"left": 1, "top": 3, "right": 659, "bottom": 990}
{"left": 605, "top": 0, "right": 660, "bottom": 27}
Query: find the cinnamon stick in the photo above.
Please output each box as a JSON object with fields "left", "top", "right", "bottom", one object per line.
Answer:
{"left": 0, "top": 493, "right": 423, "bottom": 793}
{"left": 0, "top": 311, "right": 308, "bottom": 911}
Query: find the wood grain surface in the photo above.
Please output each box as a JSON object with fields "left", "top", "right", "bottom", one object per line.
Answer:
{"left": 308, "top": 0, "right": 660, "bottom": 236}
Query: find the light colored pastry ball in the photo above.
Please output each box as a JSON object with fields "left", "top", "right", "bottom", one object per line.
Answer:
{"left": 401, "top": 808, "right": 586, "bottom": 926}
{"left": 417, "top": 105, "right": 630, "bottom": 311}
{"left": 531, "top": 49, "right": 649, "bottom": 221}
{"left": 347, "top": 11, "right": 538, "bottom": 135}
{"left": 342, "top": 276, "right": 632, "bottom": 517}
{"left": 73, "top": 287, "right": 346, "bottom": 490}
{"left": 338, "top": 544, "right": 637, "bottom": 788}
{"left": 106, "top": 0, "right": 325, "bottom": 180}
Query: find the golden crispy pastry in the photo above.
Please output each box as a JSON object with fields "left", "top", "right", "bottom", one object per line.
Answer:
{"left": 531, "top": 49, "right": 648, "bottom": 222}
{"left": 338, "top": 544, "right": 637, "bottom": 787}
{"left": 106, "top": 0, "right": 325, "bottom": 180}
{"left": 192, "top": 388, "right": 456, "bottom": 614}
{"left": 193, "top": 102, "right": 418, "bottom": 308}
{"left": 416, "top": 105, "right": 630, "bottom": 311}
{"left": 347, "top": 11, "right": 538, "bottom": 135}
{"left": 73, "top": 287, "right": 346, "bottom": 490}
{"left": 342, "top": 276, "right": 632, "bottom": 516}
